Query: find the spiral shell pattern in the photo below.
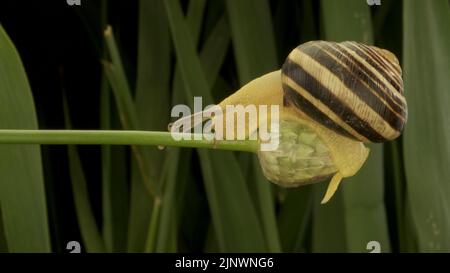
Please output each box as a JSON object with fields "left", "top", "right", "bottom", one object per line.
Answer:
{"left": 281, "top": 41, "right": 407, "bottom": 143}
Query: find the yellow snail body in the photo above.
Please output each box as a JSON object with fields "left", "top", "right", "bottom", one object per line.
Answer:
{"left": 174, "top": 41, "right": 407, "bottom": 204}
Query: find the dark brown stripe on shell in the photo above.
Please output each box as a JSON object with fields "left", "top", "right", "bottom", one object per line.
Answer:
{"left": 282, "top": 58, "right": 387, "bottom": 142}
{"left": 282, "top": 83, "right": 356, "bottom": 140}
{"left": 354, "top": 43, "right": 401, "bottom": 76}
{"left": 299, "top": 44, "right": 404, "bottom": 132}
{"left": 318, "top": 42, "right": 406, "bottom": 117}
{"left": 342, "top": 42, "right": 403, "bottom": 93}
{"left": 358, "top": 43, "right": 402, "bottom": 76}
{"left": 333, "top": 43, "right": 406, "bottom": 110}
{"left": 354, "top": 43, "right": 403, "bottom": 92}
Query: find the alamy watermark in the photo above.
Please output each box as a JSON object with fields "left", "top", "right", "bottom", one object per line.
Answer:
{"left": 367, "top": 241, "right": 381, "bottom": 253}
{"left": 367, "top": 0, "right": 381, "bottom": 6}
{"left": 170, "top": 97, "right": 280, "bottom": 151}
{"left": 67, "top": 0, "right": 81, "bottom": 6}
{"left": 66, "top": 241, "right": 81, "bottom": 253}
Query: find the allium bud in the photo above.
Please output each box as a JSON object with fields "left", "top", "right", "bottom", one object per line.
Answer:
{"left": 257, "top": 120, "right": 338, "bottom": 187}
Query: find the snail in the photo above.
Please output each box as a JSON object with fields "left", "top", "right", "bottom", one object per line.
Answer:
{"left": 172, "top": 41, "right": 407, "bottom": 204}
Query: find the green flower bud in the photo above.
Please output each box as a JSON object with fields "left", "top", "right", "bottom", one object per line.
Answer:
{"left": 257, "top": 120, "right": 338, "bottom": 187}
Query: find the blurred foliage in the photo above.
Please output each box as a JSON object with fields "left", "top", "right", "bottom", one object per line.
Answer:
{"left": 0, "top": 0, "right": 449, "bottom": 253}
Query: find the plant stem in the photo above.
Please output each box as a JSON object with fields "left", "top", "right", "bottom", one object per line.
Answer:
{"left": 0, "top": 130, "right": 259, "bottom": 153}
{"left": 144, "top": 197, "right": 161, "bottom": 253}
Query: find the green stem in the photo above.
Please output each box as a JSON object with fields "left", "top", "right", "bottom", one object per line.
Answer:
{"left": 0, "top": 130, "right": 259, "bottom": 153}
{"left": 144, "top": 197, "right": 161, "bottom": 253}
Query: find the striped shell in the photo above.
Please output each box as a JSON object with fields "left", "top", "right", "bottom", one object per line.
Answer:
{"left": 281, "top": 41, "right": 407, "bottom": 143}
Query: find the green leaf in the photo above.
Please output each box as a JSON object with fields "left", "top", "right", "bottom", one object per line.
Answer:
{"left": 403, "top": 0, "right": 450, "bottom": 252}
{"left": 341, "top": 147, "right": 391, "bottom": 252}
{"left": 100, "top": 75, "right": 129, "bottom": 253}
{"left": 225, "top": 0, "right": 278, "bottom": 82}
{"left": 278, "top": 186, "right": 313, "bottom": 252}
{"left": 384, "top": 140, "right": 410, "bottom": 252}
{"left": 136, "top": 0, "right": 172, "bottom": 142}
{"left": 0, "top": 204, "right": 9, "bottom": 252}
{"left": 155, "top": 148, "right": 181, "bottom": 252}
{"left": 312, "top": 184, "right": 347, "bottom": 252}
{"left": 0, "top": 24, "right": 50, "bottom": 252}
{"left": 251, "top": 159, "right": 281, "bottom": 252}
{"left": 320, "top": 0, "right": 373, "bottom": 43}
{"left": 126, "top": 172, "right": 154, "bottom": 252}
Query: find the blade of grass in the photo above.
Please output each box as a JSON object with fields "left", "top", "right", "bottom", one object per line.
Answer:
{"left": 203, "top": 224, "right": 220, "bottom": 252}
{"left": 167, "top": 0, "right": 218, "bottom": 253}
{"left": 100, "top": 38, "right": 114, "bottom": 254}
{"left": 154, "top": 148, "right": 180, "bottom": 252}
{"left": 126, "top": 0, "right": 173, "bottom": 252}
{"left": 103, "top": 26, "right": 160, "bottom": 198}
{"left": 164, "top": 0, "right": 266, "bottom": 251}
{"left": 251, "top": 159, "right": 281, "bottom": 252}
{"left": 316, "top": 0, "right": 391, "bottom": 252}
{"left": 385, "top": 140, "right": 418, "bottom": 253}
{"left": 321, "top": 0, "right": 373, "bottom": 42}
{"left": 177, "top": 151, "right": 210, "bottom": 252}
{"left": 277, "top": 186, "right": 313, "bottom": 252}
{"left": 134, "top": 0, "right": 207, "bottom": 254}
{"left": 158, "top": 11, "right": 229, "bottom": 252}
{"left": 225, "top": 0, "right": 281, "bottom": 252}
{"left": 136, "top": 0, "right": 171, "bottom": 165}
{"left": 104, "top": 18, "right": 179, "bottom": 252}
{"left": 376, "top": 0, "right": 406, "bottom": 253}
{"left": 342, "top": 147, "right": 390, "bottom": 252}
{"left": 155, "top": 148, "right": 192, "bottom": 253}
{"left": 103, "top": 31, "right": 139, "bottom": 130}
{"left": 100, "top": 78, "right": 129, "bottom": 253}
{"left": 63, "top": 97, "right": 105, "bottom": 253}
{"left": 403, "top": 0, "right": 450, "bottom": 252}
{"left": 126, "top": 174, "right": 153, "bottom": 253}
{"left": 185, "top": 0, "right": 207, "bottom": 43}
{"left": 225, "top": 0, "right": 278, "bottom": 81}
{"left": 0, "top": 24, "right": 50, "bottom": 252}
{"left": 143, "top": 198, "right": 162, "bottom": 253}
{"left": 167, "top": 10, "right": 229, "bottom": 253}
{"left": 168, "top": 149, "right": 193, "bottom": 252}
{"left": 103, "top": 58, "right": 161, "bottom": 249}
{"left": 312, "top": 183, "right": 347, "bottom": 252}
{"left": 0, "top": 205, "right": 8, "bottom": 252}
{"left": 99, "top": 0, "right": 128, "bottom": 253}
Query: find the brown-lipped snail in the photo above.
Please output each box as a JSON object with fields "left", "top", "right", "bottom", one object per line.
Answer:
{"left": 173, "top": 41, "right": 407, "bottom": 204}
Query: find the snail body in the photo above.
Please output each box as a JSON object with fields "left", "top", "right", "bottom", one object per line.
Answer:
{"left": 173, "top": 41, "right": 407, "bottom": 203}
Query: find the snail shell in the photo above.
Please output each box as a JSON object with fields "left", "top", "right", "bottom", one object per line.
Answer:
{"left": 281, "top": 41, "right": 407, "bottom": 143}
